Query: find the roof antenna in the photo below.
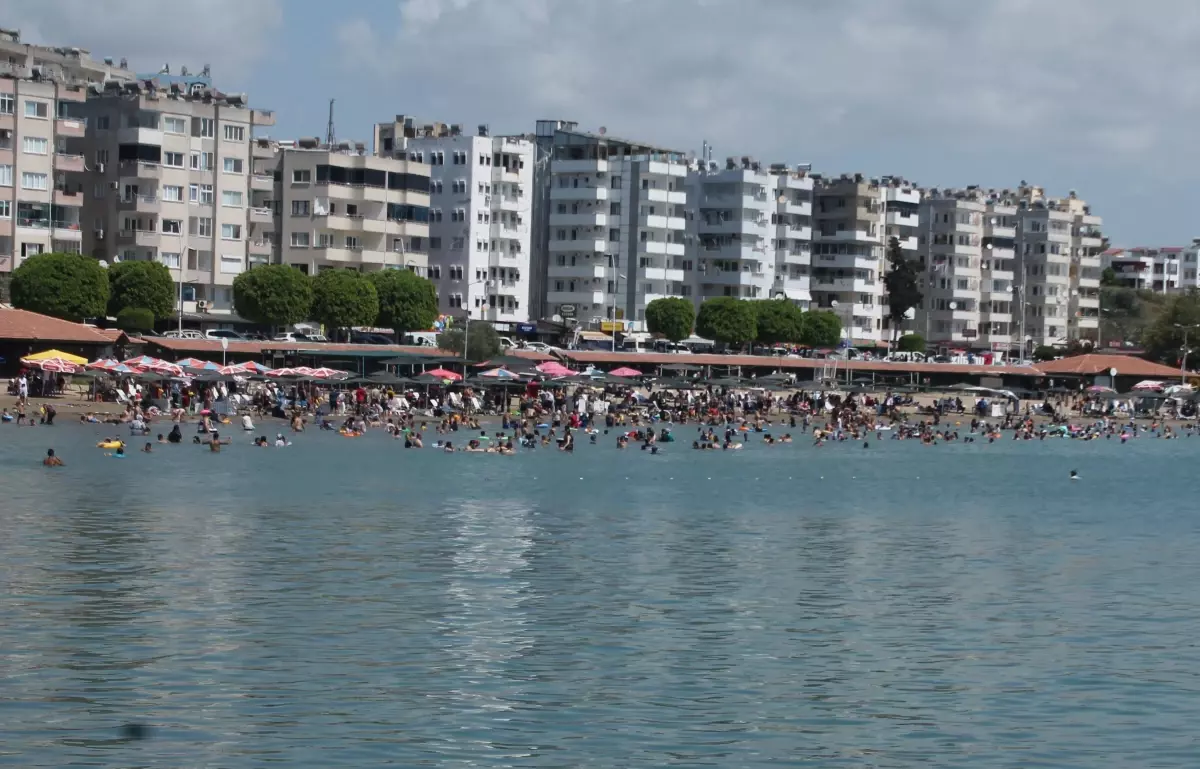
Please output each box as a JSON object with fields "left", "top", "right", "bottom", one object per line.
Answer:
{"left": 325, "top": 98, "right": 335, "bottom": 146}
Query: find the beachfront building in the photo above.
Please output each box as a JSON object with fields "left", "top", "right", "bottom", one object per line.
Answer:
{"left": 78, "top": 71, "right": 275, "bottom": 317}
{"left": 1011, "top": 185, "right": 1103, "bottom": 350}
{"left": 688, "top": 157, "right": 814, "bottom": 310}
{"left": 811, "top": 174, "right": 920, "bottom": 345}
{"left": 269, "top": 138, "right": 431, "bottom": 281}
{"left": 1100, "top": 246, "right": 1188, "bottom": 294}
{"left": 0, "top": 27, "right": 134, "bottom": 278}
{"left": 534, "top": 121, "right": 689, "bottom": 332}
{"left": 373, "top": 117, "right": 535, "bottom": 324}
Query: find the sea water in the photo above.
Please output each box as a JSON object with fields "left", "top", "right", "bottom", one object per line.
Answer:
{"left": 1, "top": 424, "right": 1198, "bottom": 767}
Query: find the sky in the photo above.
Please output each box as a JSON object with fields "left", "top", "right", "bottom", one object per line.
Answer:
{"left": 10, "top": 0, "right": 1198, "bottom": 245}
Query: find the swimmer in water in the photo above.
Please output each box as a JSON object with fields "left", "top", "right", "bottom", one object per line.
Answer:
{"left": 43, "top": 448, "right": 64, "bottom": 466}
{"left": 1070, "top": 470, "right": 1079, "bottom": 480}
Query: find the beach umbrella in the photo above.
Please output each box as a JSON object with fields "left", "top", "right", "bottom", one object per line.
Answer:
{"left": 536, "top": 361, "right": 576, "bottom": 377}
{"left": 23, "top": 349, "right": 88, "bottom": 366}
{"left": 609, "top": 366, "right": 643, "bottom": 377}
{"left": 1132, "top": 380, "right": 1166, "bottom": 391}
{"left": 24, "top": 357, "right": 80, "bottom": 373}
{"left": 478, "top": 367, "right": 520, "bottom": 379}
{"left": 424, "top": 367, "right": 462, "bottom": 381}
{"left": 237, "top": 361, "right": 273, "bottom": 374}
{"left": 1086, "top": 385, "right": 1116, "bottom": 394}
{"left": 175, "top": 357, "right": 220, "bottom": 370}
{"left": 307, "top": 367, "right": 350, "bottom": 379}
{"left": 265, "top": 367, "right": 300, "bottom": 377}
{"left": 86, "top": 358, "right": 122, "bottom": 371}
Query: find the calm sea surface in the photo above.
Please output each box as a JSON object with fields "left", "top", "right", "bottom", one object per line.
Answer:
{"left": 2, "top": 423, "right": 1199, "bottom": 767}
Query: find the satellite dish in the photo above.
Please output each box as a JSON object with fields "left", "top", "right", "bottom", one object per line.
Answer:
{"left": 551, "top": 314, "right": 563, "bottom": 323}
{"left": 948, "top": 301, "right": 958, "bottom": 310}
{"left": 904, "top": 307, "right": 916, "bottom": 320}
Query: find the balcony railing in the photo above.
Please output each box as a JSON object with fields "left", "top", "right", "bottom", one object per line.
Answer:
{"left": 18, "top": 218, "right": 82, "bottom": 230}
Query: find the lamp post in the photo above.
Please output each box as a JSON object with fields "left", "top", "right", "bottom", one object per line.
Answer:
{"left": 1174, "top": 323, "right": 1198, "bottom": 385}
{"left": 610, "top": 269, "right": 626, "bottom": 352}
{"left": 463, "top": 278, "right": 494, "bottom": 365}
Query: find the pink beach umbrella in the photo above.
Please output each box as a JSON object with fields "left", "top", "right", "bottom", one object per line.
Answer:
{"left": 175, "top": 357, "right": 221, "bottom": 370}
{"left": 265, "top": 367, "right": 300, "bottom": 377}
{"left": 86, "top": 358, "right": 122, "bottom": 371}
{"left": 24, "top": 358, "right": 80, "bottom": 373}
{"left": 425, "top": 368, "right": 463, "bottom": 381}
{"left": 1132, "top": 380, "right": 1166, "bottom": 391}
{"left": 535, "top": 361, "right": 575, "bottom": 377}
{"left": 307, "top": 367, "right": 350, "bottom": 379}
{"left": 609, "top": 366, "right": 643, "bottom": 377}
{"left": 478, "top": 367, "right": 520, "bottom": 379}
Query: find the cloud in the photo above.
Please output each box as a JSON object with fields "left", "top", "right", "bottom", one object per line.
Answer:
{"left": 6, "top": 0, "right": 283, "bottom": 81}
{"left": 334, "top": 0, "right": 1200, "bottom": 175}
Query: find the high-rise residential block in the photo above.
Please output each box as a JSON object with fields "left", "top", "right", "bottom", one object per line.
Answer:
{"left": 79, "top": 72, "right": 275, "bottom": 315}
{"left": 270, "top": 137, "right": 430, "bottom": 282}
{"left": 374, "top": 116, "right": 534, "bottom": 324}
{"left": 534, "top": 121, "right": 689, "bottom": 331}
{"left": 1100, "top": 246, "right": 1187, "bottom": 293}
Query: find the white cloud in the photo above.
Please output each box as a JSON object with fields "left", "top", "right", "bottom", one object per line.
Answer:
{"left": 333, "top": 0, "right": 1200, "bottom": 174}
{"left": 7, "top": 0, "right": 283, "bottom": 81}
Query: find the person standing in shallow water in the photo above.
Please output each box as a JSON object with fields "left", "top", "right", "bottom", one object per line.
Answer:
{"left": 43, "top": 448, "right": 63, "bottom": 466}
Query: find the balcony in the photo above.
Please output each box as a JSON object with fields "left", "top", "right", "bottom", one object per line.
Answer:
{"left": 643, "top": 214, "right": 686, "bottom": 231}
{"left": 249, "top": 239, "right": 272, "bottom": 255}
{"left": 780, "top": 200, "right": 812, "bottom": 217}
{"left": 702, "top": 242, "right": 768, "bottom": 262}
{"left": 250, "top": 207, "right": 273, "bottom": 224}
{"left": 54, "top": 152, "right": 86, "bottom": 173}
{"left": 818, "top": 229, "right": 877, "bottom": 243}
{"left": 251, "top": 174, "right": 274, "bottom": 191}
{"left": 885, "top": 211, "right": 919, "bottom": 227}
{"left": 252, "top": 109, "right": 276, "bottom": 126}
{"left": 56, "top": 118, "right": 86, "bottom": 138}
{"left": 642, "top": 241, "right": 686, "bottom": 256}
{"left": 986, "top": 224, "right": 1017, "bottom": 238}
{"left": 119, "top": 160, "right": 161, "bottom": 179}
{"left": 642, "top": 267, "right": 686, "bottom": 282}
{"left": 547, "top": 289, "right": 606, "bottom": 306}
{"left": 117, "top": 127, "right": 164, "bottom": 145}
{"left": 699, "top": 216, "right": 768, "bottom": 236}
{"left": 645, "top": 188, "right": 687, "bottom": 205}
{"left": 550, "top": 185, "right": 609, "bottom": 202}
{"left": 550, "top": 212, "right": 608, "bottom": 227}
{"left": 549, "top": 263, "right": 607, "bottom": 280}
{"left": 781, "top": 225, "right": 813, "bottom": 241}
{"left": 548, "top": 238, "right": 606, "bottom": 252}
{"left": 645, "top": 160, "right": 687, "bottom": 177}
{"left": 494, "top": 195, "right": 523, "bottom": 211}
{"left": 554, "top": 159, "right": 609, "bottom": 174}
{"left": 814, "top": 276, "right": 878, "bottom": 294}
{"left": 884, "top": 188, "right": 921, "bottom": 205}
{"left": 701, "top": 269, "right": 772, "bottom": 288}
{"left": 53, "top": 188, "right": 85, "bottom": 207}
{"left": 117, "top": 194, "right": 160, "bottom": 213}
{"left": 780, "top": 249, "right": 811, "bottom": 266}
{"left": 117, "top": 229, "right": 161, "bottom": 246}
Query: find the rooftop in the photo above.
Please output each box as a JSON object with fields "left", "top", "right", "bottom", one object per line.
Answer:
{"left": 0, "top": 308, "right": 126, "bottom": 345}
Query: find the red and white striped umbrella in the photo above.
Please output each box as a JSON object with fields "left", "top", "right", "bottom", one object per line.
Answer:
{"left": 145, "top": 361, "right": 185, "bottom": 377}
{"left": 306, "top": 367, "right": 350, "bottom": 379}
{"left": 24, "top": 358, "right": 80, "bottom": 373}
{"left": 265, "top": 367, "right": 300, "bottom": 377}
{"left": 86, "top": 358, "right": 123, "bottom": 371}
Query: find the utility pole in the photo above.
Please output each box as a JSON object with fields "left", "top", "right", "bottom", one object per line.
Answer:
{"left": 325, "top": 99, "right": 336, "bottom": 146}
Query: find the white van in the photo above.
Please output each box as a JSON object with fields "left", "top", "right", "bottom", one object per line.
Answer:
{"left": 403, "top": 331, "right": 440, "bottom": 348}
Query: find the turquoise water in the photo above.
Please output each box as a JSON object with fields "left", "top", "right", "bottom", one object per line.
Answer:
{"left": 2, "top": 423, "right": 1199, "bottom": 767}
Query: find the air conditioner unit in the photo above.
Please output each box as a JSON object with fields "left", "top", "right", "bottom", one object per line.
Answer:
{"left": 94, "top": 229, "right": 105, "bottom": 239}
{"left": 109, "top": 181, "right": 120, "bottom": 190}
{"left": 196, "top": 299, "right": 209, "bottom": 311}
{"left": 95, "top": 162, "right": 105, "bottom": 173}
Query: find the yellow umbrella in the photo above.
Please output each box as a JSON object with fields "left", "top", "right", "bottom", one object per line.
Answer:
{"left": 22, "top": 349, "right": 88, "bottom": 365}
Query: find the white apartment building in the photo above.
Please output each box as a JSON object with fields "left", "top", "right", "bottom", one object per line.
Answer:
{"left": 812, "top": 174, "right": 921, "bottom": 345}
{"left": 688, "top": 157, "right": 814, "bottom": 310}
{"left": 374, "top": 117, "right": 534, "bottom": 324}
{"left": 0, "top": 28, "right": 133, "bottom": 279}
{"left": 1012, "top": 185, "right": 1102, "bottom": 350}
{"left": 79, "top": 72, "right": 275, "bottom": 316}
{"left": 1101, "top": 246, "right": 1188, "bottom": 293}
{"left": 534, "top": 121, "right": 689, "bottom": 331}
{"left": 271, "top": 138, "right": 430, "bottom": 281}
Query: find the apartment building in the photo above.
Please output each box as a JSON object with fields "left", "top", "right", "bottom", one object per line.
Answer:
{"left": 1101, "top": 246, "right": 1188, "bottom": 293}
{"left": 1011, "top": 185, "right": 1102, "bottom": 350}
{"left": 811, "top": 174, "right": 920, "bottom": 344}
{"left": 688, "top": 157, "right": 814, "bottom": 310}
{"left": 271, "top": 137, "right": 430, "bottom": 281}
{"left": 78, "top": 73, "right": 275, "bottom": 315}
{"left": 534, "top": 121, "right": 688, "bottom": 331}
{"left": 0, "top": 28, "right": 133, "bottom": 278}
{"left": 374, "top": 116, "right": 534, "bottom": 324}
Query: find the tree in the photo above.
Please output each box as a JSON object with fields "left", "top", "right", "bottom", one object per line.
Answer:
{"left": 115, "top": 306, "right": 155, "bottom": 333}
{"left": 801, "top": 310, "right": 842, "bottom": 347}
{"left": 1100, "top": 267, "right": 1120, "bottom": 287}
{"left": 754, "top": 299, "right": 804, "bottom": 345}
{"left": 232, "top": 264, "right": 313, "bottom": 327}
{"left": 10, "top": 252, "right": 109, "bottom": 322}
{"left": 1032, "top": 345, "right": 1059, "bottom": 362}
{"left": 439, "top": 320, "right": 502, "bottom": 361}
{"left": 107, "top": 260, "right": 175, "bottom": 319}
{"left": 370, "top": 269, "right": 439, "bottom": 341}
{"left": 695, "top": 297, "right": 757, "bottom": 348}
{"left": 896, "top": 333, "right": 925, "bottom": 353}
{"left": 644, "top": 296, "right": 694, "bottom": 342}
{"left": 882, "top": 236, "right": 923, "bottom": 343}
{"left": 1142, "top": 289, "right": 1200, "bottom": 365}
{"left": 310, "top": 269, "right": 379, "bottom": 338}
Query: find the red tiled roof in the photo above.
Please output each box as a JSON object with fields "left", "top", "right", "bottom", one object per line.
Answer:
{"left": 0, "top": 308, "right": 124, "bottom": 344}
{"left": 556, "top": 349, "right": 1037, "bottom": 377}
{"left": 1035, "top": 354, "right": 1182, "bottom": 378}
{"left": 1161, "top": 247, "right": 1184, "bottom": 253}
{"left": 508, "top": 349, "right": 554, "bottom": 362}
{"left": 144, "top": 338, "right": 452, "bottom": 357}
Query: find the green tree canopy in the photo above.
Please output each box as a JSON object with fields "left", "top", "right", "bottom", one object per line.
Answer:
{"left": 695, "top": 297, "right": 757, "bottom": 348}
{"left": 10, "top": 251, "right": 109, "bottom": 322}
{"left": 644, "top": 297, "right": 695, "bottom": 342}
{"left": 310, "top": 269, "right": 379, "bottom": 336}
{"left": 896, "top": 333, "right": 925, "bottom": 353}
{"left": 801, "top": 310, "right": 842, "bottom": 347}
{"left": 1032, "top": 345, "right": 1059, "bottom": 362}
{"left": 107, "top": 259, "right": 175, "bottom": 319}
{"left": 882, "top": 236, "right": 923, "bottom": 343}
{"left": 438, "top": 321, "right": 502, "bottom": 361}
{"left": 753, "top": 299, "right": 804, "bottom": 345}
{"left": 1100, "top": 267, "right": 1119, "bottom": 286}
{"left": 1142, "top": 289, "right": 1200, "bottom": 365}
{"left": 115, "top": 306, "right": 155, "bottom": 333}
{"left": 369, "top": 269, "right": 439, "bottom": 341}
{"left": 232, "top": 264, "right": 313, "bottom": 327}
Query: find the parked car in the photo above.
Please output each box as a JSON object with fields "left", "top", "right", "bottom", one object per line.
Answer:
{"left": 272, "top": 332, "right": 306, "bottom": 342}
{"left": 521, "top": 342, "right": 553, "bottom": 353}
{"left": 350, "top": 331, "right": 394, "bottom": 345}
{"left": 205, "top": 329, "right": 247, "bottom": 341}
{"left": 162, "top": 329, "right": 203, "bottom": 339}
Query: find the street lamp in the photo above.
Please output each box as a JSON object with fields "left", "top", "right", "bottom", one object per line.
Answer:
{"left": 1173, "top": 322, "right": 1198, "bottom": 385}
{"left": 610, "top": 270, "right": 626, "bottom": 352}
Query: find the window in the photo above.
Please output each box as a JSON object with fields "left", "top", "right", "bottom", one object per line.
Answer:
{"left": 200, "top": 152, "right": 214, "bottom": 170}
{"left": 0, "top": 94, "right": 12, "bottom": 115}
{"left": 95, "top": 115, "right": 110, "bottom": 130}
{"left": 609, "top": 228, "right": 619, "bottom": 241}
{"left": 291, "top": 200, "right": 310, "bottom": 216}
{"left": 345, "top": 235, "right": 360, "bottom": 250}
{"left": 0, "top": 200, "right": 9, "bottom": 218}
{"left": 163, "top": 116, "right": 187, "bottom": 134}
{"left": 199, "top": 184, "right": 214, "bottom": 204}
{"left": 21, "top": 172, "right": 48, "bottom": 190}
{"left": 22, "top": 137, "right": 48, "bottom": 155}
{"left": 162, "top": 219, "right": 182, "bottom": 234}
{"left": 159, "top": 251, "right": 181, "bottom": 269}
{"left": 190, "top": 217, "right": 213, "bottom": 237}
{"left": 223, "top": 157, "right": 244, "bottom": 173}
{"left": 194, "top": 117, "right": 215, "bottom": 138}
{"left": 220, "top": 254, "right": 243, "bottom": 274}
{"left": 221, "top": 190, "right": 243, "bottom": 207}
{"left": 163, "top": 151, "right": 185, "bottom": 168}
{"left": 24, "top": 100, "right": 48, "bottom": 118}
{"left": 95, "top": 149, "right": 109, "bottom": 165}
{"left": 292, "top": 169, "right": 311, "bottom": 184}
{"left": 0, "top": 164, "right": 11, "bottom": 187}
{"left": 162, "top": 185, "right": 183, "bottom": 202}
{"left": 221, "top": 223, "right": 242, "bottom": 240}
{"left": 190, "top": 151, "right": 200, "bottom": 170}
{"left": 291, "top": 232, "right": 310, "bottom": 247}
{"left": 189, "top": 183, "right": 199, "bottom": 202}
{"left": 316, "top": 233, "right": 334, "bottom": 248}
{"left": 223, "top": 124, "right": 246, "bottom": 141}
{"left": 430, "top": 236, "right": 442, "bottom": 250}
